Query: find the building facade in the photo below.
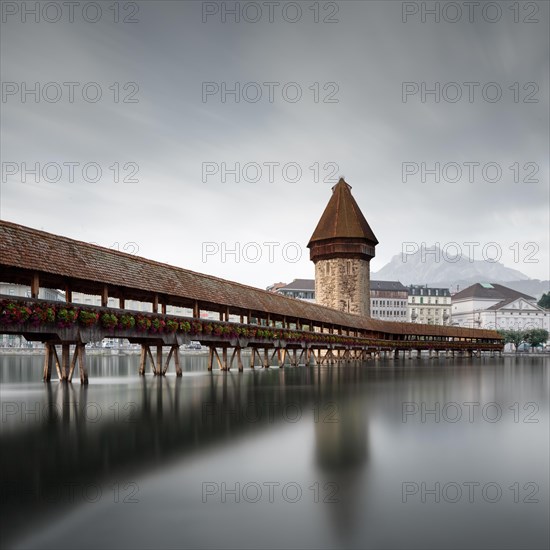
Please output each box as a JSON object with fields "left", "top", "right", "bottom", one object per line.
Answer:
{"left": 451, "top": 283, "right": 549, "bottom": 332}
{"left": 370, "top": 281, "right": 408, "bottom": 321}
{"left": 408, "top": 285, "right": 451, "bottom": 325}
{"left": 274, "top": 279, "right": 315, "bottom": 302}
{"left": 307, "top": 178, "right": 378, "bottom": 316}
{"left": 0, "top": 282, "right": 63, "bottom": 302}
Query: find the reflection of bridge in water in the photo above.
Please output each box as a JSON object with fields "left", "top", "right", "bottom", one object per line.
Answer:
{"left": 0, "top": 221, "right": 503, "bottom": 384}
{"left": 0, "top": 363, "right": 381, "bottom": 546}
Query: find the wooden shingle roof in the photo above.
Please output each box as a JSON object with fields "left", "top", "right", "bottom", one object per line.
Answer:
{"left": 308, "top": 178, "right": 378, "bottom": 246}
{"left": 0, "top": 220, "right": 500, "bottom": 340}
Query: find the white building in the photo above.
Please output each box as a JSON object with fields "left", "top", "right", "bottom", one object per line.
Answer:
{"left": 451, "top": 282, "right": 549, "bottom": 332}
{"left": 69, "top": 292, "right": 193, "bottom": 317}
{"left": 408, "top": 285, "right": 451, "bottom": 325}
{"left": 370, "top": 281, "right": 408, "bottom": 321}
{"left": 0, "top": 282, "right": 63, "bottom": 302}
{"left": 273, "top": 279, "right": 316, "bottom": 303}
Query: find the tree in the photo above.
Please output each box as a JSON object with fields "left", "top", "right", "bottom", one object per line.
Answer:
{"left": 524, "top": 328, "right": 549, "bottom": 349}
{"left": 498, "top": 329, "right": 527, "bottom": 352}
{"left": 537, "top": 292, "right": 550, "bottom": 309}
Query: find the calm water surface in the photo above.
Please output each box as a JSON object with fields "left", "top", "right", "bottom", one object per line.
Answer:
{"left": 0, "top": 353, "right": 548, "bottom": 549}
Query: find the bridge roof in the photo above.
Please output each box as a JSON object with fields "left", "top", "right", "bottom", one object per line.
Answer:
{"left": 0, "top": 220, "right": 499, "bottom": 339}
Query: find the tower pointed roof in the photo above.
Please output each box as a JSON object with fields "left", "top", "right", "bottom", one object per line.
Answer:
{"left": 308, "top": 178, "right": 378, "bottom": 246}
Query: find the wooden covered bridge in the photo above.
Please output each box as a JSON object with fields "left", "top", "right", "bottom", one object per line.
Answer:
{"left": 0, "top": 221, "right": 503, "bottom": 383}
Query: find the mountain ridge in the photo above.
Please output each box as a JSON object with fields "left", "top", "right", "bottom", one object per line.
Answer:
{"left": 372, "top": 246, "right": 549, "bottom": 299}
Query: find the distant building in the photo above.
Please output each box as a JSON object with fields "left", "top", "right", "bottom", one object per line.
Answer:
{"left": 266, "top": 282, "right": 287, "bottom": 293}
{"left": 69, "top": 292, "right": 202, "bottom": 318}
{"left": 408, "top": 285, "right": 451, "bottom": 325}
{"left": 270, "top": 278, "right": 411, "bottom": 321}
{"left": 451, "top": 282, "right": 548, "bottom": 332}
{"left": 273, "top": 279, "right": 315, "bottom": 302}
{"left": 308, "top": 178, "right": 378, "bottom": 316}
{"left": 0, "top": 282, "right": 63, "bottom": 302}
{"left": 370, "top": 281, "right": 408, "bottom": 321}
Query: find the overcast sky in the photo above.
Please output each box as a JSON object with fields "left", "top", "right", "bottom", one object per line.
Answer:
{"left": 1, "top": 0, "right": 548, "bottom": 288}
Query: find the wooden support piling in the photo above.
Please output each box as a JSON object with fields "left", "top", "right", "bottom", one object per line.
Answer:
{"left": 210, "top": 347, "right": 226, "bottom": 370}
{"left": 146, "top": 345, "right": 158, "bottom": 375}
{"left": 162, "top": 345, "right": 175, "bottom": 375}
{"left": 139, "top": 345, "right": 147, "bottom": 375}
{"left": 222, "top": 347, "right": 228, "bottom": 371}
{"left": 68, "top": 344, "right": 80, "bottom": 382}
{"left": 237, "top": 347, "right": 243, "bottom": 371}
{"left": 43, "top": 343, "right": 53, "bottom": 381}
{"left": 174, "top": 345, "right": 182, "bottom": 376}
{"left": 61, "top": 344, "right": 70, "bottom": 381}
{"left": 229, "top": 347, "right": 237, "bottom": 370}
{"left": 51, "top": 345, "right": 62, "bottom": 380}
{"left": 208, "top": 347, "right": 214, "bottom": 371}
{"left": 76, "top": 344, "right": 88, "bottom": 384}
{"left": 156, "top": 345, "right": 163, "bottom": 375}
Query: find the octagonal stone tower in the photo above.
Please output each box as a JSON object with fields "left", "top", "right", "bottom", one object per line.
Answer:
{"left": 307, "top": 178, "right": 378, "bottom": 316}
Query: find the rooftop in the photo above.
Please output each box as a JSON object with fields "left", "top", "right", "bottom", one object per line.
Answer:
{"left": 452, "top": 283, "right": 535, "bottom": 302}
{"left": 0, "top": 220, "right": 500, "bottom": 340}
{"left": 371, "top": 280, "right": 408, "bottom": 292}
{"left": 308, "top": 178, "right": 378, "bottom": 246}
{"left": 409, "top": 285, "right": 451, "bottom": 297}
{"left": 279, "top": 279, "right": 315, "bottom": 291}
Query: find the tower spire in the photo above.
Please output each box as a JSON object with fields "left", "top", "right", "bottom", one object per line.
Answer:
{"left": 307, "top": 178, "right": 377, "bottom": 316}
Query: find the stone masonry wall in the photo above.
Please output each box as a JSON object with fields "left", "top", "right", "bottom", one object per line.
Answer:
{"left": 314, "top": 257, "right": 370, "bottom": 317}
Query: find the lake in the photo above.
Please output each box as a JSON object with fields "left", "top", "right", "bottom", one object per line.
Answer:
{"left": 0, "top": 353, "right": 548, "bottom": 549}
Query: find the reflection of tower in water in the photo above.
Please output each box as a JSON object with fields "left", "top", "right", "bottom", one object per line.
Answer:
{"left": 314, "top": 367, "right": 369, "bottom": 543}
